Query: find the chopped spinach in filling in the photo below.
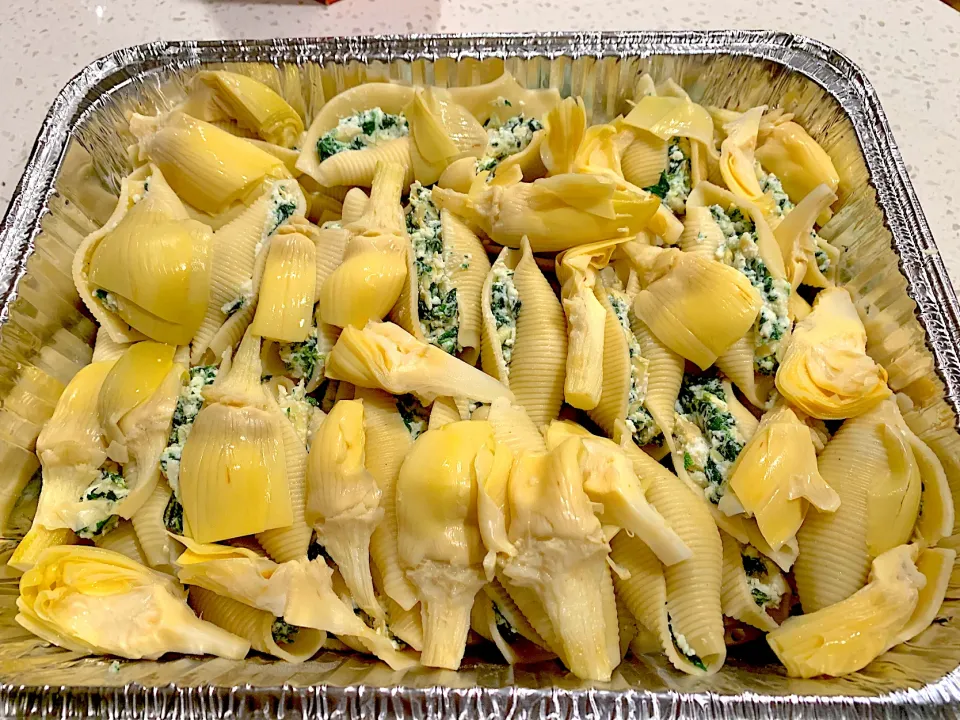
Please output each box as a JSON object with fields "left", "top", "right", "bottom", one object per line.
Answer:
{"left": 756, "top": 163, "right": 794, "bottom": 217}
{"left": 674, "top": 374, "right": 745, "bottom": 505}
{"left": 814, "top": 242, "right": 831, "bottom": 274}
{"left": 492, "top": 602, "right": 520, "bottom": 644}
{"left": 278, "top": 382, "right": 321, "bottom": 448}
{"left": 163, "top": 493, "right": 184, "bottom": 535}
{"left": 477, "top": 114, "right": 543, "bottom": 173}
{"left": 265, "top": 183, "right": 300, "bottom": 237}
{"left": 608, "top": 289, "right": 661, "bottom": 446}
{"left": 407, "top": 183, "right": 460, "bottom": 355}
{"left": 645, "top": 138, "right": 692, "bottom": 215}
{"left": 279, "top": 329, "right": 323, "bottom": 381}
{"left": 160, "top": 364, "right": 218, "bottom": 499}
{"left": 710, "top": 204, "right": 791, "bottom": 374}
{"left": 668, "top": 612, "right": 706, "bottom": 671}
{"left": 316, "top": 108, "right": 409, "bottom": 162}
{"left": 76, "top": 465, "right": 128, "bottom": 539}
{"left": 490, "top": 263, "right": 521, "bottom": 373}
{"left": 396, "top": 394, "right": 430, "bottom": 440}
{"left": 93, "top": 288, "right": 120, "bottom": 313}
{"left": 271, "top": 618, "right": 300, "bottom": 645}
{"left": 741, "top": 545, "right": 787, "bottom": 609}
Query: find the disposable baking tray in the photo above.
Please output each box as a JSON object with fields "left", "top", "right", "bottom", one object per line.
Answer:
{"left": 1, "top": 31, "right": 959, "bottom": 719}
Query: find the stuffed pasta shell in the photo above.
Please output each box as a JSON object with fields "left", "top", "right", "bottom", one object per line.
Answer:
{"left": 480, "top": 238, "right": 566, "bottom": 429}
{"left": 74, "top": 164, "right": 213, "bottom": 346}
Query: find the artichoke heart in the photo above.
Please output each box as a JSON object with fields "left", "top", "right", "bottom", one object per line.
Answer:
{"left": 305, "top": 399, "right": 384, "bottom": 623}
{"left": 396, "top": 420, "right": 502, "bottom": 669}
{"left": 768, "top": 544, "right": 924, "bottom": 678}
{"left": 729, "top": 405, "right": 840, "bottom": 552}
{"left": 756, "top": 120, "right": 839, "bottom": 226}
{"left": 544, "top": 421, "right": 691, "bottom": 566}
{"left": 503, "top": 438, "right": 619, "bottom": 682}
{"left": 404, "top": 86, "right": 487, "bottom": 187}
{"left": 326, "top": 321, "right": 513, "bottom": 406}
{"left": 775, "top": 287, "right": 890, "bottom": 420}
{"left": 626, "top": 242, "right": 762, "bottom": 369}
{"left": 431, "top": 172, "right": 660, "bottom": 253}
{"left": 16, "top": 546, "right": 250, "bottom": 660}
{"left": 250, "top": 230, "right": 317, "bottom": 343}
{"left": 97, "top": 341, "right": 176, "bottom": 457}
{"left": 86, "top": 199, "right": 212, "bottom": 345}
{"left": 179, "top": 332, "right": 292, "bottom": 543}
{"left": 129, "top": 111, "right": 290, "bottom": 216}
{"left": 319, "top": 161, "right": 410, "bottom": 329}
{"left": 187, "top": 70, "right": 304, "bottom": 148}
{"left": 556, "top": 238, "right": 628, "bottom": 410}
{"left": 623, "top": 95, "right": 715, "bottom": 148}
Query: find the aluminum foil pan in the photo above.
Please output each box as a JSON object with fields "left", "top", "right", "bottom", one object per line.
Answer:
{"left": 1, "top": 31, "right": 959, "bottom": 719}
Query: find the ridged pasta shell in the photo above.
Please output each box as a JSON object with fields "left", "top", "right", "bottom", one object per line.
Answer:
{"left": 677, "top": 206, "right": 723, "bottom": 258}
{"left": 795, "top": 399, "right": 921, "bottom": 613}
{"left": 479, "top": 239, "right": 565, "bottom": 428}
{"left": 719, "top": 533, "right": 781, "bottom": 632}
{"left": 191, "top": 179, "right": 306, "bottom": 363}
{"left": 315, "top": 138, "right": 415, "bottom": 189}
{"left": 354, "top": 387, "right": 419, "bottom": 611}
{"left": 130, "top": 482, "right": 181, "bottom": 571}
{"left": 715, "top": 335, "right": 773, "bottom": 408}
{"left": 95, "top": 519, "right": 148, "bottom": 566}
{"left": 340, "top": 188, "right": 369, "bottom": 225}
{"left": 189, "top": 587, "right": 322, "bottom": 663}
{"left": 618, "top": 442, "right": 726, "bottom": 675}
{"left": 445, "top": 211, "right": 490, "bottom": 364}
{"left": 630, "top": 316, "right": 683, "bottom": 445}
{"left": 621, "top": 132, "right": 668, "bottom": 189}
{"left": 256, "top": 405, "right": 311, "bottom": 563}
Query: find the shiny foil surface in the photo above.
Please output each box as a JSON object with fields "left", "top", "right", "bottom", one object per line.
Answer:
{"left": 1, "top": 31, "right": 959, "bottom": 719}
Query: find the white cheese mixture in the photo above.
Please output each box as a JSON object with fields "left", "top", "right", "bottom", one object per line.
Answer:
{"left": 741, "top": 545, "right": 788, "bottom": 609}
{"left": 674, "top": 375, "right": 746, "bottom": 505}
{"left": 664, "top": 138, "right": 692, "bottom": 214}
{"left": 607, "top": 289, "right": 661, "bottom": 446}
{"left": 277, "top": 382, "right": 322, "bottom": 449}
{"left": 75, "top": 465, "right": 128, "bottom": 539}
{"left": 477, "top": 114, "right": 543, "bottom": 173}
{"left": 279, "top": 329, "right": 323, "bottom": 382}
{"left": 316, "top": 108, "right": 409, "bottom": 162}
{"left": 159, "top": 364, "right": 218, "bottom": 498}
{"left": 93, "top": 289, "right": 120, "bottom": 314}
{"left": 755, "top": 162, "right": 794, "bottom": 217}
{"left": 489, "top": 262, "right": 521, "bottom": 373}
{"left": 407, "top": 182, "right": 460, "bottom": 355}
{"left": 711, "top": 204, "right": 791, "bottom": 374}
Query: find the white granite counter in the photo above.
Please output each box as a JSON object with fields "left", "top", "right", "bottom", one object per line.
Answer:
{"left": 0, "top": 0, "right": 958, "bottom": 287}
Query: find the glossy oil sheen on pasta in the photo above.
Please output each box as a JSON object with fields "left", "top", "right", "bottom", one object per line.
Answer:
{"left": 2, "top": 53, "right": 957, "bottom": 699}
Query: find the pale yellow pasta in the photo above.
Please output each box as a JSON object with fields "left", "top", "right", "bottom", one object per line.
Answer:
{"left": 480, "top": 239, "right": 566, "bottom": 429}
{"left": 189, "top": 587, "right": 323, "bottom": 663}
{"left": 130, "top": 482, "right": 181, "bottom": 571}
{"left": 353, "top": 386, "right": 418, "bottom": 611}
{"left": 190, "top": 179, "right": 307, "bottom": 363}
{"left": 256, "top": 404, "right": 311, "bottom": 563}
{"left": 795, "top": 399, "right": 924, "bottom": 612}
{"left": 95, "top": 519, "right": 149, "bottom": 566}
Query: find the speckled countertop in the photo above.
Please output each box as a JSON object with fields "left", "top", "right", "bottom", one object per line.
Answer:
{"left": 0, "top": 0, "right": 958, "bottom": 286}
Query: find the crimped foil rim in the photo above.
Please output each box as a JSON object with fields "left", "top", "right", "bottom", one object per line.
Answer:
{"left": 1, "top": 31, "right": 959, "bottom": 718}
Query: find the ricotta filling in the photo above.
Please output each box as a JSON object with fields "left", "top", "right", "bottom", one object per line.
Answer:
{"left": 279, "top": 329, "right": 323, "bottom": 382}
{"left": 396, "top": 394, "right": 430, "bottom": 440}
{"left": 477, "top": 113, "right": 543, "bottom": 173}
{"left": 407, "top": 182, "right": 460, "bottom": 355}
{"left": 316, "top": 108, "right": 409, "bottom": 162}
{"left": 490, "top": 262, "right": 521, "bottom": 374}
{"left": 674, "top": 375, "right": 745, "bottom": 505}
{"left": 741, "top": 546, "right": 788, "bottom": 609}
{"left": 75, "top": 464, "right": 128, "bottom": 539}
{"left": 608, "top": 289, "right": 661, "bottom": 446}
{"left": 159, "top": 364, "right": 218, "bottom": 501}
{"left": 711, "top": 204, "right": 791, "bottom": 374}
